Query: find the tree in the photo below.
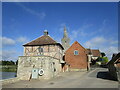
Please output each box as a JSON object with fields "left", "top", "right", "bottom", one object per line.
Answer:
{"left": 101, "top": 52, "right": 106, "bottom": 57}
{"left": 16, "top": 60, "right": 18, "bottom": 65}
{"left": 101, "top": 57, "right": 109, "bottom": 65}
{"left": 2, "top": 60, "right": 15, "bottom": 65}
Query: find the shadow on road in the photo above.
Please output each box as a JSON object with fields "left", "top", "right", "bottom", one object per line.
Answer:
{"left": 97, "top": 71, "right": 117, "bottom": 81}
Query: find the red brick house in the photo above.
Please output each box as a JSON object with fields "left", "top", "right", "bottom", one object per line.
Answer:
{"left": 63, "top": 41, "right": 88, "bottom": 71}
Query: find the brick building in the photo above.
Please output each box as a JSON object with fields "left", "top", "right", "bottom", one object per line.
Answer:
{"left": 63, "top": 41, "right": 88, "bottom": 71}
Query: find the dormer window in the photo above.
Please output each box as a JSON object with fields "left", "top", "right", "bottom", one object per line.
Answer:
{"left": 74, "top": 50, "right": 79, "bottom": 55}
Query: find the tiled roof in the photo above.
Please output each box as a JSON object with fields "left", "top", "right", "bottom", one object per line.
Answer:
{"left": 91, "top": 49, "right": 101, "bottom": 57}
{"left": 86, "top": 49, "right": 92, "bottom": 55}
{"left": 86, "top": 49, "right": 101, "bottom": 57}
{"left": 23, "top": 35, "right": 64, "bottom": 49}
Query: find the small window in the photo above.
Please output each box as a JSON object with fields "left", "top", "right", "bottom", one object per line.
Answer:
{"left": 74, "top": 50, "right": 79, "bottom": 55}
{"left": 38, "top": 48, "right": 43, "bottom": 52}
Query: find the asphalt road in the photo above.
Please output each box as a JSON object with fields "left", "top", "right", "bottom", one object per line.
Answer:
{"left": 2, "top": 68, "right": 119, "bottom": 88}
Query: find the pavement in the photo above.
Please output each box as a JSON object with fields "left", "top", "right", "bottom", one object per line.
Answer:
{"left": 2, "top": 68, "right": 119, "bottom": 88}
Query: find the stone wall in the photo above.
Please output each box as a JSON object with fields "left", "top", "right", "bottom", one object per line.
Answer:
{"left": 1, "top": 77, "right": 20, "bottom": 85}
{"left": 17, "top": 56, "right": 62, "bottom": 80}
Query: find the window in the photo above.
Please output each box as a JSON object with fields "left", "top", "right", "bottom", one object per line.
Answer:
{"left": 38, "top": 48, "right": 43, "bottom": 52}
{"left": 74, "top": 50, "right": 79, "bottom": 55}
{"left": 38, "top": 48, "right": 43, "bottom": 55}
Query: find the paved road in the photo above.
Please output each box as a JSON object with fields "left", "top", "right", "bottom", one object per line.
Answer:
{"left": 2, "top": 68, "right": 119, "bottom": 88}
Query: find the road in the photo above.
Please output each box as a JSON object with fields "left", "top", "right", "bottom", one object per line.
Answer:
{"left": 2, "top": 68, "right": 119, "bottom": 88}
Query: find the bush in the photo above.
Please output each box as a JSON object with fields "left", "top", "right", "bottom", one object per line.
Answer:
{"left": 101, "top": 57, "right": 108, "bottom": 65}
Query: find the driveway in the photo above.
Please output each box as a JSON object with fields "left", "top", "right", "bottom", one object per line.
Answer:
{"left": 2, "top": 68, "right": 119, "bottom": 88}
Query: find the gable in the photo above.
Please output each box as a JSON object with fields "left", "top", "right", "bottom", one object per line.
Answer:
{"left": 66, "top": 41, "right": 86, "bottom": 53}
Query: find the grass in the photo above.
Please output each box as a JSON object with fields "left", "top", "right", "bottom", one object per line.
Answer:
{"left": 0, "top": 65, "right": 17, "bottom": 72}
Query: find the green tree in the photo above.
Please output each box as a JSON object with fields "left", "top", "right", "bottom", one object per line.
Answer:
{"left": 16, "top": 60, "right": 18, "bottom": 65}
{"left": 101, "top": 57, "right": 109, "bottom": 65}
{"left": 101, "top": 52, "right": 106, "bottom": 57}
{"left": 2, "top": 60, "right": 15, "bottom": 65}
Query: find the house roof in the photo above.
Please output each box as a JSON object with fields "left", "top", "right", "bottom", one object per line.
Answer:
{"left": 91, "top": 49, "right": 101, "bottom": 57}
{"left": 107, "top": 52, "right": 120, "bottom": 65}
{"left": 23, "top": 32, "right": 64, "bottom": 49}
{"left": 86, "top": 49, "right": 92, "bottom": 55}
{"left": 86, "top": 49, "right": 101, "bottom": 57}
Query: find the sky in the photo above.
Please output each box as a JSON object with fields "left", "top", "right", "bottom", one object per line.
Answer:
{"left": 2, "top": 2, "right": 118, "bottom": 61}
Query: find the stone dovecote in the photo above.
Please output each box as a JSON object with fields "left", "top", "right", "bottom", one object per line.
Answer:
{"left": 17, "top": 30, "right": 64, "bottom": 80}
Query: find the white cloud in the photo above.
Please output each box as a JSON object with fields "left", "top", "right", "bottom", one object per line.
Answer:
{"left": 109, "top": 40, "right": 118, "bottom": 45}
{"left": 17, "top": 36, "right": 29, "bottom": 43}
{"left": 16, "top": 3, "right": 46, "bottom": 19}
{"left": 70, "top": 30, "right": 79, "bottom": 41}
{"left": 1, "top": 37, "right": 15, "bottom": 46}
{"left": 101, "top": 46, "right": 118, "bottom": 60}
{"left": 69, "top": 24, "right": 93, "bottom": 42}
{"left": 84, "top": 36, "right": 106, "bottom": 48}
{"left": 84, "top": 36, "right": 118, "bottom": 60}
{"left": 1, "top": 50, "right": 17, "bottom": 60}
{"left": 1, "top": 36, "right": 29, "bottom": 47}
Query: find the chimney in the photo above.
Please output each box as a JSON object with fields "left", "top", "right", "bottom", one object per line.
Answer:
{"left": 44, "top": 30, "right": 48, "bottom": 36}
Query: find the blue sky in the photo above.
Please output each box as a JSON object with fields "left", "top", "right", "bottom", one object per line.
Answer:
{"left": 2, "top": 2, "right": 118, "bottom": 61}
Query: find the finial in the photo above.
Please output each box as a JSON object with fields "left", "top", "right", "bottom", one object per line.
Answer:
{"left": 44, "top": 30, "right": 48, "bottom": 36}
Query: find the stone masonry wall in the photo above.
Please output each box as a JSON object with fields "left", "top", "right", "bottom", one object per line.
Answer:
{"left": 17, "top": 56, "right": 61, "bottom": 80}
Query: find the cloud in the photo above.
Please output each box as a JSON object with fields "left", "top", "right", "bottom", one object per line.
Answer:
{"left": 84, "top": 36, "right": 106, "bottom": 48}
{"left": 109, "top": 40, "right": 118, "bottom": 45}
{"left": 101, "top": 46, "right": 118, "bottom": 60}
{"left": 1, "top": 36, "right": 29, "bottom": 47}
{"left": 1, "top": 50, "right": 18, "bottom": 60}
{"left": 84, "top": 36, "right": 118, "bottom": 60}
{"left": 16, "top": 3, "right": 46, "bottom": 19}
{"left": 1, "top": 37, "right": 15, "bottom": 46}
{"left": 16, "top": 36, "right": 29, "bottom": 43}
{"left": 69, "top": 24, "right": 93, "bottom": 41}
{"left": 70, "top": 30, "right": 79, "bottom": 41}
{"left": 0, "top": 36, "right": 29, "bottom": 60}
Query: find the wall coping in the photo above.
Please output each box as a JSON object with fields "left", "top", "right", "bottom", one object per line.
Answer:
{"left": 19, "top": 55, "right": 60, "bottom": 60}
